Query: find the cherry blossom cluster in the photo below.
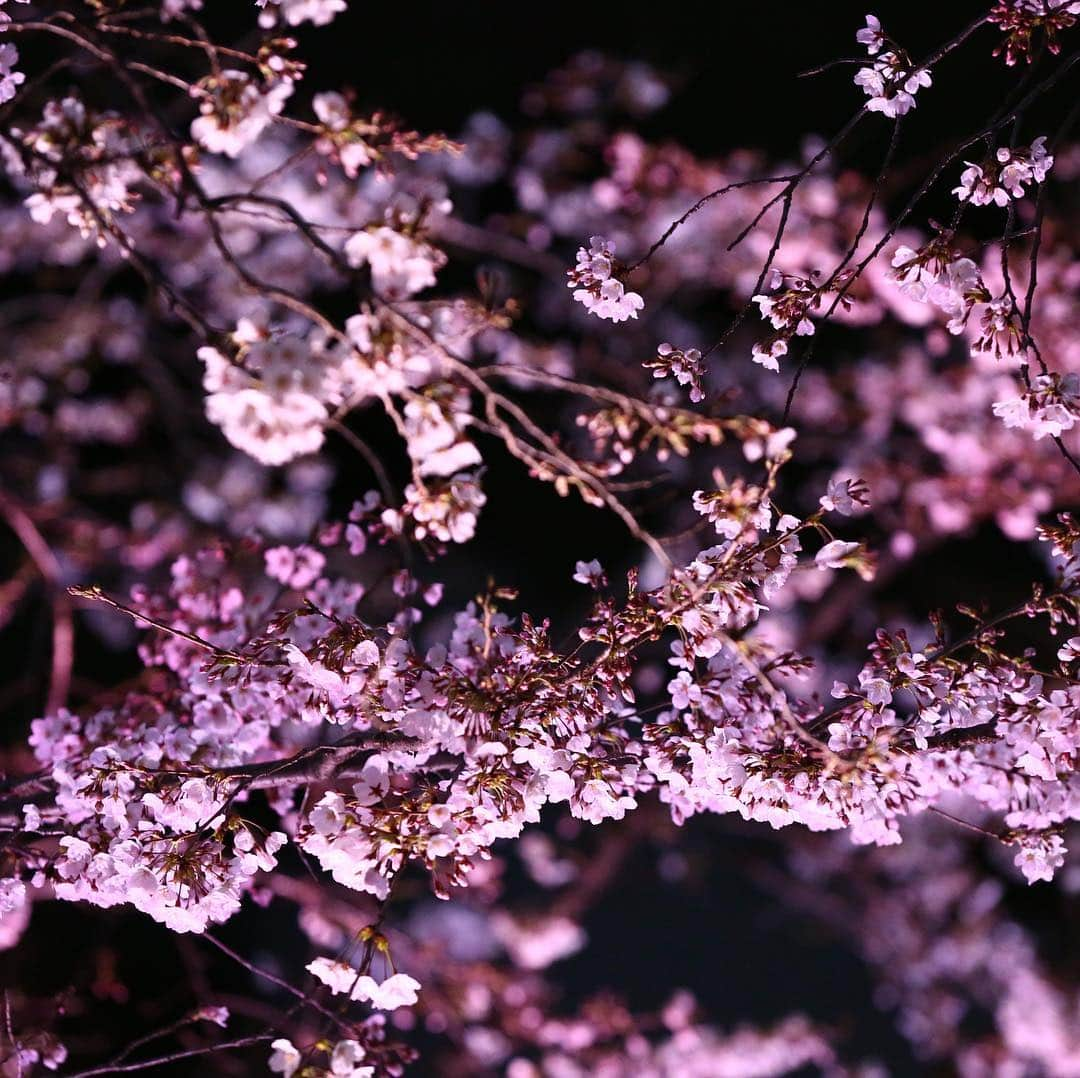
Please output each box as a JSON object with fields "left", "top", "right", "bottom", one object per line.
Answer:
{"left": 989, "top": 0, "right": 1080, "bottom": 65}
{"left": 20, "top": 473, "right": 1073, "bottom": 955}
{"left": 993, "top": 370, "right": 1080, "bottom": 440}
{"left": 266, "top": 1015, "right": 415, "bottom": 1077}
{"left": 256, "top": 0, "right": 348, "bottom": 29}
{"left": 312, "top": 92, "right": 462, "bottom": 178}
{"left": 854, "top": 16, "right": 932, "bottom": 117}
{"left": 575, "top": 402, "right": 739, "bottom": 475}
{"left": 888, "top": 237, "right": 1029, "bottom": 357}
{"left": 2, "top": 1, "right": 1080, "bottom": 1072}
{"left": 644, "top": 506, "right": 1080, "bottom": 865}
{"left": 344, "top": 226, "right": 447, "bottom": 300}
{"left": 645, "top": 342, "right": 707, "bottom": 402}
{"left": 12, "top": 95, "right": 142, "bottom": 242}
{"left": 200, "top": 325, "right": 339, "bottom": 465}
{"left": 307, "top": 958, "right": 421, "bottom": 1009}
{"left": 191, "top": 68, "right": 294, "bottom": 159}
{"left": 750, "top": 268, "right": 852, "bottom": 371}
{"left": 0, "top": 37, "right": 24, "bottom": 105}
{"left": 502, "top": 1014, "right": 835, "bottom": 1077}
{"left": 953, "top": 136, "right": 1053, "bottom": 207}
{"left": 198, "top": 307, "right": 489, "bottom": 499}
{"left": 566, "top": 235, "right": 644, "bottom": 323}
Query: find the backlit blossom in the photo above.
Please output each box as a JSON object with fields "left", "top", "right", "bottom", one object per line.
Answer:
{"left": 191, "top": 71, "right": 293, "bottom": 158}
{"left": 993, "top": 373, "right": 1080, "bottom": 440}
{"left": 258, "top": 0, "right": 346, "bottom": 27}
{"left": 307, "top": 958, "right": 421, "bottom": 1009}
{"left": 268, "top": 1039, "right": 301, "bottom": 1077}
{"left": 567, "top": 236, "right": 645, "bottom": 322}
{"left": 815, "top": 539, "right": 861, "bottom": 569}
{"left": 344, "top": 226, "right": 446, "bottom": 299}
{"left": 0, "top": 41, "right": 24, "bottom": 104}
{"left": 954, "top": 137, "right": 1053, "bottom": 206}
{"left": 647, "top": 343, "right": 707, "bottom": 402}
{"left": 819, "top": 477, "right": 870, "bottom": 516}
{"left": 854, "top": 31, "right": 932, "bottom": 117}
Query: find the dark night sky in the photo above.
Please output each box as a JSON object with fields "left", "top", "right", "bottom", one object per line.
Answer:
{"left": 289, "top": 2, "right": 999, "bottom": 152}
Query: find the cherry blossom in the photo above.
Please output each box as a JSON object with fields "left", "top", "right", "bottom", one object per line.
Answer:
{"left": 953, "top": 137, "right": 1053, "bottom": 206}
{"left": 191, "top": 70, "right": 293, "bottom": 159}
{"left": 0, "top": 40, "right": 24, "bottom": 104}
{"left": 567, "top": 235, "right": 644, "bottom": 322}
{"left": 647, "top": 342, "right": 707, "bottom": 402}
{"left": 819, "top": 477, "right": 870, "bottom": 516}
{"left": 308, "top": 958, "right": 422, "bottom": 1009}
{"left": 856, "top": 14, "right": 885, "bottom": 55}
{"left": 993, "top": 372, "right": 1080, "bottom": 440}
{"left": 258, "top": 0, "right": 347, "bottom": 28}
{"left": 3, "top": 4, "right": 1080, "bottom": 1073}
{"left": 853, "top": 19, "right": 932, "bottom": 118}
{"left": 344, "top": 226, "right": 446, "bottom": 299}
{"left": 268, "top": 1039, "right": 302, "bottom": 1077}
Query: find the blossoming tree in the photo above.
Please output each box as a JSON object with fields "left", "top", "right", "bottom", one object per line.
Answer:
{"left": 1, "top": 1, "right": 1080, "bottom": 1074}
